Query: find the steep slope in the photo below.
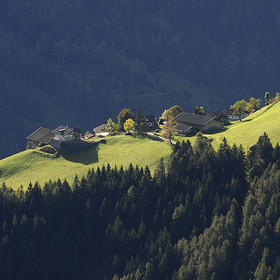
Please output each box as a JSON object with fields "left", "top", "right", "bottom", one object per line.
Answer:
{"left": 0, "top": 136, "right": 172, "bottom": 189}
{"left": 204, "top": 102, "right": 280, "bottom": 149}
{"left": 1, "top": 102, "right": 279, "bottom": 189}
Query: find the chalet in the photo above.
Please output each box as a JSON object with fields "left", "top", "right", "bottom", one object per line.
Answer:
{"left": 174, "top": 112, "right": 223, "bottom": 135}
{"left": 50, "top": 126, "right": 82, "bottom": 150}
{"left": 52, "top": 126, "right": 82, "bottom": 141}
{"left": 223, "top": 109, "right": 248, "bottom": 121}
{"left": 202, "top": 111, "right": 229, "bottom": 125}
{"left": 93, "top": 124, "right": 109, "bottom": 136}
{"left": 26, "top": 127, "right": 54, "bottom": 148}
{"left": 27, "top": 126, "right": 82, "bottom": 150}
{"left": 83, "top": 133, "right": 95, "bottom": 140}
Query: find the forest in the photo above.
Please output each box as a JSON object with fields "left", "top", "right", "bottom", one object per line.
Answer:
{"left": 0, "top": 133, "right": 280, "bottom": 279}
{"left": 0, "top": 0, "right": 280, "bottom": 158}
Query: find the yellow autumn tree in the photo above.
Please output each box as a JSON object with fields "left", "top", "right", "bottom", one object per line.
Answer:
{"left": 123, "top": 118, "right": 135, "bottom": 133}
{"left": 246, "top": 97, "right": 261, "bottom": 113}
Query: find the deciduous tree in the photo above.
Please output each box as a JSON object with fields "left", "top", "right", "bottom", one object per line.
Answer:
{"left": 194, "top": 105, "right": 205, "bottom": 115}
{"left": 106, "top": 118, "right": 118, "bottom": 135}
{"left": 246, "top": 97, "right": 261, "bottom": 113}
{"left": 162, "top": 119, "right": 177, "bottom": 142}
{"left": 161, "top": 105, "right": 183, "bottom": 121}
{"left": 230, "top": 99, "right": 247, "bottom": 121}
{"left": 135, "top": 110, "right": 148, "bottom": 134}
{"left": 124, "top": 118, "right": 135, "bottom": 133}
{"left": 117, "top": 108, "right": 134, "bottom": 132}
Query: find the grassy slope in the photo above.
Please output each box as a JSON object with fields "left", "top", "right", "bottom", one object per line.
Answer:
{"left": 207, "top": 102, "right": 280, "bottom": 150}
{"left": 0, "top": 136, "right": 172, "bottom": 189}
{"left": 174, "top": 102, "right": 280, "bottom": 150}
{"left": 1, "top": 102, "right": 279, "bottom": 189}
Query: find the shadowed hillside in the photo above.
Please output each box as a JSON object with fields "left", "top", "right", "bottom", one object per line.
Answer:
{"left": 0, "top": 0, "right": 280, "bottom": 158}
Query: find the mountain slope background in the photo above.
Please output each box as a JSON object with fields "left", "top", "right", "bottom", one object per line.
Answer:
{"left": 0, "top": 0, "right": 280, "bottom": 158}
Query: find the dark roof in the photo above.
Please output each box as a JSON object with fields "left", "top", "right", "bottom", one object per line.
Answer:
{"left": 93, "top": 124, "right": 107, "bottom": 133}
{"left": 145, "top": 115, "right": 156, "bottom": 122}
{"left": 26, "top": 127, "right": 54, "bottom": 144}
{"left": 84, "top": 133, "right": 94, "bottom": 140}
{"left": 176, "top": 123, "right": 193, "bottom": 132}
{"left": 203, "top": 111, "right": 222, "bottom": 118}
{"left": 52, "top": 126, "right": 72, "bottom": 135}
{"left": 223, "top": 109, "right": 234, "bottom": 115}
{"left": 52, "top": 126, "right": 81, "bottom": 135}
{"left": 174, "top": 112, "right": 216, "bottom": 126}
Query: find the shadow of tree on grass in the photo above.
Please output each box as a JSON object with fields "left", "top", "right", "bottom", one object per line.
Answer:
{"left": 60, "top": 144, "right": 100, "bottom": 165}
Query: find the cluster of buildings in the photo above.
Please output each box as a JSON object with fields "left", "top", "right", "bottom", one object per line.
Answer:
{"left": 173, "top": 108, "right": 248, "bottom": 135}
{"left": 26, "top": 126, "right": 83, "bottom": 150}
{"left": 26, "top": 116, "right": 159, "bottom": 150}
{"left": 26, "top": 108, "right": 242, "bottom": 150}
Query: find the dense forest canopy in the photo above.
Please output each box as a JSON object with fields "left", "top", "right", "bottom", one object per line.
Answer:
{"left": 0, "top": 0, "right": 280, "bottom": 157}
{"left": 1, "top": 134, "right": 280, "bottom": 279}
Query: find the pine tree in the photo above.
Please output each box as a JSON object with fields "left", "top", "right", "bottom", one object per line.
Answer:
{"left": 265, "top": 91, "right": 270, "bottom": 106}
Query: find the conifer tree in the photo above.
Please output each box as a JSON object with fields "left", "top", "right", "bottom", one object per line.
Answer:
{"left": 265, "top": 91, "right": 270, "bottom": 106}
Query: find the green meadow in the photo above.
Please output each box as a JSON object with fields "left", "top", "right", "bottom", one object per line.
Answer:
{"left": 1, "top": 101, "right": 280, "bottom": 190}
{"left": 174, "top": 101, "right": 280, "bottom": 150}
{"left": 0, "top": 136, "right": 172, "bottom": 189}
{"left": 204, "top": 101, "right": 280, "bottom": 150}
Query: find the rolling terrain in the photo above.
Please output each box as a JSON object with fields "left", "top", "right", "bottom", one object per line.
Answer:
{"left": 1, "top": 102, "right": 280, "bottom": 189}
{"left": 0, "top": 136, "right": 172, "bottom": 189}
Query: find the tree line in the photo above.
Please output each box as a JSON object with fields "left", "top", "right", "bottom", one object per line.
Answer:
{"left": 0, "top": 133, "right": 280, "bottom": 279}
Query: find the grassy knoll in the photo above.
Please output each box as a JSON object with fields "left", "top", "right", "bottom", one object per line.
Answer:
{"left": 174, "top": 101, "right": 280, "bottom": 150}
{"left": 0, "top": 136, "right": 172, "bottom": 189}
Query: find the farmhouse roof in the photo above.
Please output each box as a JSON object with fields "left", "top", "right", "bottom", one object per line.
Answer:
{"left": 176, "top": 123, "right": 193, "bottom": 133}
{"left": 145, "top": 115, "right": 156, "bottom": 122}
{"left": 223, "top": 109, "right": 234, "bottom": 115}
{"left": 26, "top": 127, "right": 54, "bottom": 144}
{"left": 52, "top": 126, "right": 82, "bottom": 135}
{"left": 174, "top": 112, "right": 216, "bottom": 126}
{"left": 203, "top": 111, "right": 222, "bottom": 118}
{"left": 93, "top": 124, "right": 107, "bottom": 133}
{"left": 84, "top": 133, "right": 94, "bottom": 140}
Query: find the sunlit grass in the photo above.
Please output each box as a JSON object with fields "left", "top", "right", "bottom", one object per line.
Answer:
{"left": 174, "top": 102, "right": 280, "bottom": 150}
{"left": 0, "top": 136, "right": 172, "bottom": 189}
{"left": 2, "top": 102, "right": 280, "bottom": 189}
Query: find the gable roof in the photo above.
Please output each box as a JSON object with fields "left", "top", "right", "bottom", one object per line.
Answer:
{"left": 203, "top": 111, "right": 222, "bottom": 118}
{"left": 145, "top": 115, "right": 156, "bottom": 122}
{"left": 174, "top": 112, "right": 217, "bottom": 127}
{"left": 84, "top": 133, "right": 94, "bottom": 140}
{"left": 176, "top": 123, "right": 193, "bottom": 133}
{"left": 52, "top": 126, "right": 82, "bottom": 135}
{"left": 93, "top": 124, "right": 107, "bottom": 133}
{"left": 223, "top": 109, "right": 234, "bottom": 116}
{"left": 26, "top": 127, "right": 54, "bottom": 144}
